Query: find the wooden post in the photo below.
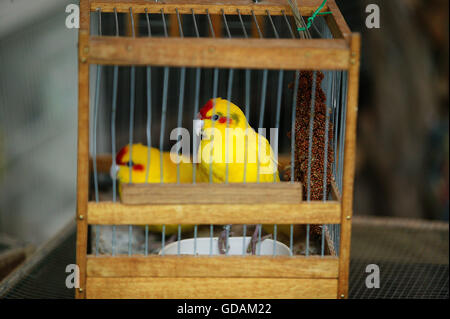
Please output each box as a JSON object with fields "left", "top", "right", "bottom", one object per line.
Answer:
{"left": 338, "top": 33, "right": 360, "bottom": 298}
{"left": 76, "top": 0, "right": 90, "bottom": 299}
{"left": 169, "top": 14, "right": 179, "bottom": 37}
{"left": 211, "top": 14, "right": 223, "bottom": 37}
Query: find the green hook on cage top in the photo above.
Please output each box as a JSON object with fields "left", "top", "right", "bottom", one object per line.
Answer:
{"left": 296, "top": 0, "right": 332, "bottom": 31}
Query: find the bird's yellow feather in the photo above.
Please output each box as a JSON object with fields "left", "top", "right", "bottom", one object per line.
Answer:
{"left": 115, "top": 143, "right": 194, "bottom": 235}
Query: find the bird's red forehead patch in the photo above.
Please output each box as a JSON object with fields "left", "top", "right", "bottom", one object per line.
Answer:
{"left": 116, "top": 146, "right": 128, "bottom": 165}
{"left": 199, "top": 99, "right": 214, "bottom": 119}
{"left": 133, "top": 164, "right": 144, "bottom": 171}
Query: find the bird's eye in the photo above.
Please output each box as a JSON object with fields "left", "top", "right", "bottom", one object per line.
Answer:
{"left": 212, "top": 114, "right": 220, "bottom": 121}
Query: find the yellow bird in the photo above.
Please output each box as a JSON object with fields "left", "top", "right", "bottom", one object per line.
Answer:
{"left": 113, "top": 143, "right": 194, "bottom": 235}
{"left": 196, "top": 98, "right": 280, "bottom": 183}
{"left": 195, "top": 98, "right": 280, "bottom": 253}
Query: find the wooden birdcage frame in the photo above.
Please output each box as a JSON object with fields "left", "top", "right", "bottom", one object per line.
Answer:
{"left": 76, "top": 0, "right": 360, "bottom": 299}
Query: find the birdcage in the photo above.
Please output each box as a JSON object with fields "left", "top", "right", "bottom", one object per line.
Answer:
{"left": 76, "top": 0, "right": 360, "bottom": 299}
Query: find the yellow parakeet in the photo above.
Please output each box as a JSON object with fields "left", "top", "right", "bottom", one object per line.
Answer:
{"left": 113, "top": 143, "right": 194, "bottom": 235}
{"left": 196, "top": 98, "right": 280, "bottom": 183}
{"left": 195, "top": 98, "right": 280, "bottom": 253}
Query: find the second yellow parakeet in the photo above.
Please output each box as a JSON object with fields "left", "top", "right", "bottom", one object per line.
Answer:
{"left": 113, "top": 143, "right": 194, "bottom": 235}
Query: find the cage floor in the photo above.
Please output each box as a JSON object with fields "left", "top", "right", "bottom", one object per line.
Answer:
{"left": 0, "top": 217, "right": 448, "bottom": 299}
{"left": 89, "top": 182, "right": 335, "bottom": 257}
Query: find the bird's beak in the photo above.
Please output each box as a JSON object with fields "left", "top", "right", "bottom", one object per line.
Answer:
{"left": 110, "top": 163, "right": 120, "bottom": 180}
{"left": 193, "top": 117, "right": 204, "bottom": 136}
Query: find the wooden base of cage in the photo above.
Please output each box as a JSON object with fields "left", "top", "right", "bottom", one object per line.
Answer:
{"left": 86, "top": 277, "right": 338, "bottom": 299}
{"left": 85, "top": 256, "right": 338, "bottom": 299}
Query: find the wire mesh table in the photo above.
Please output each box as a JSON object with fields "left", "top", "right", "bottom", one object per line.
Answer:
{"left": 0, "top": 216, "right": 447, "bottom": 299}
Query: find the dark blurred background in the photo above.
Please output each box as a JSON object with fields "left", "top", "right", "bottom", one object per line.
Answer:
{"left": 0, "top": 0, "right": 448, "bottom": 248}
{"left": 336, "top": 0, "right": 449, "bottom": 221}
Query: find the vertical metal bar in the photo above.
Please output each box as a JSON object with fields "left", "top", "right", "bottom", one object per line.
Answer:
{"left": 321, "top": 24, "right": 333, "bottom": 261}
{"left": 237, "top": 9, "right": 248, "bottom": 38}
{"left": 144, "top": 9, "right": 153, "bottom": 257}
{"left": 145, "top": 9, "right": 152, "bottom": 185}
{"left": 337, "top": 71, "right": 343, "bottom": 184}
{"left": 282, "top": 10, "right": 296, "bottom": 38}
{"left": 290, "top": 71, "right": 300, "bottom": 256}
{"left": 177, "top": 224, "right": 182, "bottom": 255}
{"left": 289, "top": 224, "right": 294, "bottom": 256}
{"left": 257, "top": 71, "right": 268, "bottom": 183}
{"left": 206, "top": 9, "right": 216, "bottom": 38}
{"left": 289, "top": 71, "right": 299, "bottom": 181}
{"left": 192, "top": 9, "right": 201, "bottom": 186}
{"left": 206, "top": 10, "right": 218, "bottom": 253}
{"left": 191, "top": 9, "right": 201, "bottom": 254}
{"left": 330, "top": 70, "right": 336, "bottom": 180}
{"left": 337, "top": 72, "right": 344, "bottom": 189}
{"left": 127, "top": 8, "right": 136, "bottom": 256}
{"left": 268, "top": 10, "right": 283, "bottom": 184}
{"left": 306, "top": 72, "right": 318, "bottom": 200}
{"left": 305, "top": 71, "right": 318, "bottom": 257}
{"left": 322, "top": 71, "right": 333, "bottom": 257}
{"left": 160, "top": 9, "right": 170, "bottom": 248}
{"left": 222, "top": 9, "right": 233, "bottom": 185}
{"left": 243, "top": 68, "right": 250, "bottom": 184}
{"left": 176, "top": 8, "right": 186, "bottom": 185}
{"left": 111, "top": 7, "right": 119, "bottom": 256}
{"left": 273, "top": 224, "right": 277, "bottom": 256}
{"left": 237, "top": 9, "right": 251, "bottom": 186}
{"left": 242, "top": 224, "right": 247, "bottom": 256}
{"left": 209, "top": 224, "right": 214, "bottom": 256}
{"left": 256, "top": 59, "right": 268, "bottom": 254}
{"left": 206, "top": 10, "right": 219, "bottom": 185}
{"left": 175, "top": 9, "right": 186, "bottom": 256}
{"left": 193, "top": 224, "right": 198, "bottom": 255}
{"left": 332, "top": 70, "right": 340, "bottom": 183}
{"left": 339, "top": 72, "right": 348, "bottom": 191}
{"left": 311, "top": 20, "right": 324, "bottom": 39}
{"left": 273, "top": 70, "right": 283, "bottom": 184}
{"left": 257, "top": 224, "right": 262, "bottom": 255}
{"left": 93, "top": 8, "right": 102, "bottom": 256}
{"left": 251, "top": 10, "right": 263, "bottom": 38}
{"left": 273, "top": 70, "right": 284, "bottom": 179}
{"left": 128, "top": 224, "right": 132, "bottom": 256}
{"left": 222, "top": 9, "right": 234, "bottom": 255}
{"left": 333, "top": 72, "right": 341, "bottom": 182}
{"left": 266, "top": 10, "right": 279, "bottom": 38}
{"left": 269, "top": 11, "right": 283, "bottom": 249}
{"left": 145, "top": 225, "right": 149, "bottom": 256}
{"left": 128, "top": 8, "right": 136, "bottom": 184}
{"left": 296, "top": 5, "right": 311, "bottom": 39}
{"left": 222, "top": 9, "right": 231, "bottom": 38}
{"left": 161, "top": 224, "right": 166, "bottom": 256}
{"left": 160, "top": 12, "right": 170, "bottom": 183}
